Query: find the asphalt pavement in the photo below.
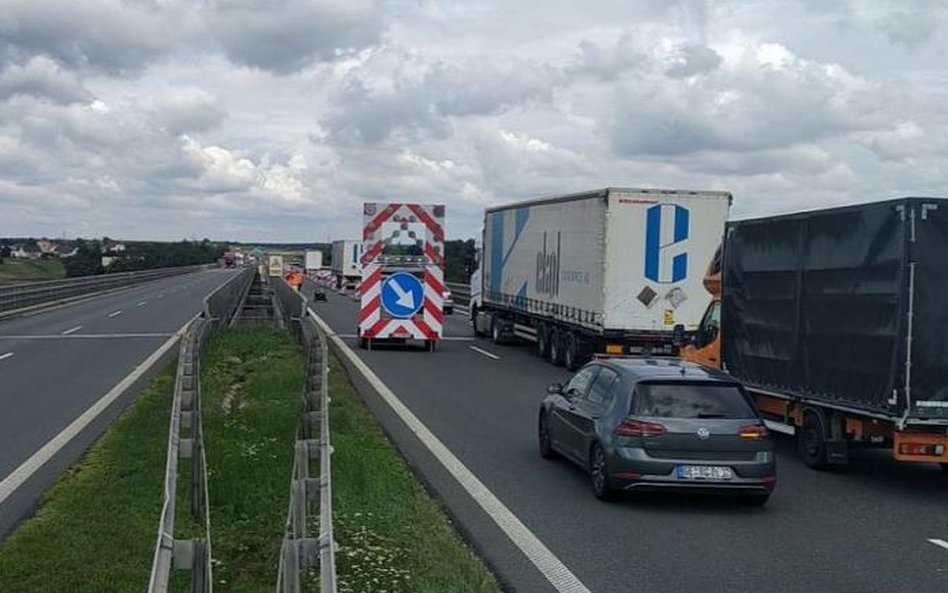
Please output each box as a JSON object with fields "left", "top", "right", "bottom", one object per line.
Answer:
{"left": 0, "top": 268, "right": 237, "bottom": 534}
{"left": 308, "top": 287, "right": 948, "bottom": 593}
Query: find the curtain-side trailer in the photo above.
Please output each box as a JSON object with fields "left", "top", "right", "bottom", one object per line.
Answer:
{"left": 682, "top": 197, "right": 948, "bottom": 470}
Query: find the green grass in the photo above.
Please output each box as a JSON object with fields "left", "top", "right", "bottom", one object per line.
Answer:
{"left": 0, "top": 258, "right": 66, "bottom": 284}
{"left": 198, "top": 328, "right": 305, "bottom": 593}
{"left": 326, "top": 354, "right": 501, "bottom": 593}
{"left": 0, "top": 367, "right": 175, "bottom": 593}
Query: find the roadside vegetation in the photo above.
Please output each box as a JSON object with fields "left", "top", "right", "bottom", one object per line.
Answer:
{"left": 323, "top": 354, "right": 500, "bottom": 593}
{"left": 0, "top": 326, "right": 499, "bottom": 593}
{"left": 0, "top": 368, "right": 174, "bottom": 593}
{"left": 0, "top": 257, "right": 66, "bottom": 284}
{"left": 197, "top": 328, "right": 305, "bottom": 592}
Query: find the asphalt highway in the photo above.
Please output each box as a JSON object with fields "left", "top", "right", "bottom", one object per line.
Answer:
{"left": 0, "top": 269, "right": 237, "bottom": 493}
{"left": 308, "top": 287, "right": 948, "bottom": 593}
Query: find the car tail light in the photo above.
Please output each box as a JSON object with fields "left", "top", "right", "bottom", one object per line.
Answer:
{"left": 739, "top": 424, "right": 769, "bottom": 440}
{"left": 616, "top": 419, "right": 667, "bottom": 437}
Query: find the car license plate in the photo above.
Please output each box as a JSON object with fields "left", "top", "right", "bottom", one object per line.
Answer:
{"left": 676, "top": 465, "right": 733, "bottom": 480}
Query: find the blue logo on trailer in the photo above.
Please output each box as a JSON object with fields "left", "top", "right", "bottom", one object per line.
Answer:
{"left": 644, "top": 204, "right": 690, "bottom": 283}
{"left": 380, "top": 272, "right": 425, "bottom": 318}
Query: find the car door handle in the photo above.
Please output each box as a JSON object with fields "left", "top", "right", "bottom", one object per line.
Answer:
{"left": 591, "top": 415, "right": 600, "bottom": 420}
{"left": 568, "top": 405, "right": 576, "bottom": 411}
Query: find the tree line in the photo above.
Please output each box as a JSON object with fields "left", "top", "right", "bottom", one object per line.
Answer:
{"left": 64, "top": 239, "right": 226, "bottom": 278}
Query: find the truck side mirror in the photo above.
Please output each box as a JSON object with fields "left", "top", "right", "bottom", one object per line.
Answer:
{"left": 672, "top": 324, "right": 686, "bottom": 347}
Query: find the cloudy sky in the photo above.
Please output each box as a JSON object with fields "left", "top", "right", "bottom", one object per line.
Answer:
{"left": 2, "top": 0, "right": 947, "bottom": 242}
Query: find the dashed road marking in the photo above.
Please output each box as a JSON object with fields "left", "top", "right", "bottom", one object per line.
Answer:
{"left": 0, "top": 333, "right": 173, "bottom": 340}
{"left": 0, "top": 352, "right": 13, "bottom": 362}
{"left": 107, "top": 310, "right": 123, "bottom": 318}
{"left": 62, "top": 325, "right": 84, "bottom": 335}
{"left": 470, "top": 345, "right": 501, "bottom": 360}
{"left": 137, "top": 301, "right": 147, "bottom": 307}
{"left": 928, "top": 539, "right": 948, "bottom": 552}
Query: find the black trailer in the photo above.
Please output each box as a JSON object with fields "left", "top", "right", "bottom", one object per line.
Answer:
{"left": 721, "top": 197, "right": 948, "bottom": 468}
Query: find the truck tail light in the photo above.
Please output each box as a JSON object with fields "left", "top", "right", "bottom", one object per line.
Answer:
{"left": 898, "top": 443, "right": 945, "bottom": 456}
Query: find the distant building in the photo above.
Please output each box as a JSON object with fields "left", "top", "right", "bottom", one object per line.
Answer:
{"left": 104, "top": 241, "right": 127, "bottom": 254}
{"left": 11, "top": 243, "right": 41, "bottom": 259}
{"left": 36, "top": 238, "right": 59, "bottom": 255}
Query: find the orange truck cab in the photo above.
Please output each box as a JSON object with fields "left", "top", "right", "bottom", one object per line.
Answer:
{"left": 683, "top": 199, "right": 948, "bottom": 472}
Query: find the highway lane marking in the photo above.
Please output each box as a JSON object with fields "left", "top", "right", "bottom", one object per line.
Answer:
{"left": 929, "top": 539, "right": 948, "bottom": 552}
{"left": 0, "top": 321, "right": 191, "bottom": 508}
{"left": 470, "top": 345, "right": 501, "bottom": 360}
{"left": 107, "top": 310, "right": 123, "bottom": 318}
{"left": 137, "top": 301, "right": 148, "bottom": 307}
{"left": 309, "top": 307, "right": 592, "bottom": 593}
{"left": 0, "top": 333, "right": 174, "bottom": 340}
{"left": 0, "top": 352, "right": 13, "bottom": 362}
{"left": 158, "top": 293, "right": 165, "bottom": 299}
{"left": 61, "top": 325, "right": 84, "bottom": 335}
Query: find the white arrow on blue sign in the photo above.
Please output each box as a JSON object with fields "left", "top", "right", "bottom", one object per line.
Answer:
{"left": 380, "top": 272, "right": 425, "bottom": 318}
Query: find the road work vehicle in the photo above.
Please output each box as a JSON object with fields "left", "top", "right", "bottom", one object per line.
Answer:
{"left": 682, "top": 197, "right": 948, "bottom": 470}
{"left": 469, "top": 188, "right": 731, "bottom": 369}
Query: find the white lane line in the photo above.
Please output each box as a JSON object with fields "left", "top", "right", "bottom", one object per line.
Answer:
{"left": 61, "top": 325, "right": 84, "bottom": 335}
{"left": 0, "top": 333, "right": 174, "bottom": 340}
{"left": 0, "top": 352, "right": 13, "bottom": 362}
{"left": 137, "top": 301, "right": 148, "bottom": 307}
{"left": 0, "top": 323, "right": 190, "bottom": 508}
{"left": 157, "top": 294, "right": 165, "bottom": 299}
{"left": 310, "top": 308, "right": 591, "bottom": 593}
{"left": 470, "top": 345, "right": 501, "bottom": 360}
{"left": 107, "top": 310, "right": 123, "bottom": 318}
{"left": 928, "top": 539, "right": 948, "bottom": 552}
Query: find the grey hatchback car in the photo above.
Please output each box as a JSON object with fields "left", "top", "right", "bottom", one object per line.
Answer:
{"left": 538, "top": 358, "right": 776, "bottom": 504}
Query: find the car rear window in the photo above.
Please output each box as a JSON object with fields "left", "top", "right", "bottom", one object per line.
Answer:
{"left": 633, "top": 382, "right": 756, "bottom": 419}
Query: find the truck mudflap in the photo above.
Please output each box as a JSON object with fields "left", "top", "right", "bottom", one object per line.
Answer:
{"left": 892, "top": 430, "right": 948, "bottom": 463}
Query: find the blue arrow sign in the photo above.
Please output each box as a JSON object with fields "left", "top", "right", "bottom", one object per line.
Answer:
{"left": 380, "top": 272, "right": 424, "bottom": 318}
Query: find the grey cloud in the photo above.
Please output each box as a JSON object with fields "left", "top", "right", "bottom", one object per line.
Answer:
{"left": 572, "top": 35, "right": 645, "bottom": 80}
{"left": 0, "top": 57, "right": 93, "bottom": 104}
{"left": 665, "top": 44, "right": 722, "bottom": 78}
{"left": 211, "top": 0, "right": 384, "bottom": 73}
{"left": 877, "top": 10, "right": 940, "bottom": 47}
{"left": 0, "top": 0, "right": 179, "bottom": 75}
{"left": 325, "top": 53, "right": 560, "bottom": 144}
{"left": 149, "top": 91, "right": 226, "bottom": 135}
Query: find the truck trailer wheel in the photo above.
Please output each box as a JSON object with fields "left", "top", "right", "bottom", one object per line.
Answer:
{"left": 564, "top": 333, "right": 581, "bottom": 371}
{"left": 548, "top": 329, "right": 565, "bottom": 367}
{"left": 798, "top": 410, "right": 830, "bottom": 470}
{"left": 491, "top": 318, "right": 506, "bottom": 345}
{"left": 536, "top": 325, "right": 550, "bottom": 358}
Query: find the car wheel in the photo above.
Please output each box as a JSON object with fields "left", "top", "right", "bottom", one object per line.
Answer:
{"left": 548, "top": 330, "right": 565, "bottom": 367}
{"left": 589, "top": 443, "right": 613, "bottom": 500}
{"left": 797, "top": 410, "right": 829, "bottom": 469}
{"left": 740, "top": 493, "right": 771, "bottom": 507}
{"left": 538, "top": 412, "right": 556, "bottom": 459}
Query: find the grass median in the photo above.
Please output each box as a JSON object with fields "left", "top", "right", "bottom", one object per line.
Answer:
{"left": 0, "top": 368, "right": 174, "bottom": 593}
{"left": 322, "top": 353, "right": 501, "bottom": 593}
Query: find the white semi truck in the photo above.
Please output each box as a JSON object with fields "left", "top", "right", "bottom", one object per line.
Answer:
{"left": 304, "top": 250, "right": 324, "bottom": 272}
{"left": 331, "top": 240, "right": 364, "bottom": 290}
{"left": 469, "top": 187, "right": 731, "bottom": 369}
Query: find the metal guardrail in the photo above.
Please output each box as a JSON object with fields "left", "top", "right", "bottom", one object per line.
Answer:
{"left": 0, "top": 264, "right": 210, "bottom": 315}
{"left": 148, "top": 317, "right": 213, "bottom": 593}
{"left": 275, "top": 281, "right": 337, "bottom": 593}
{"left": 148, "top": 268, "right": 252, "bottom": 593}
